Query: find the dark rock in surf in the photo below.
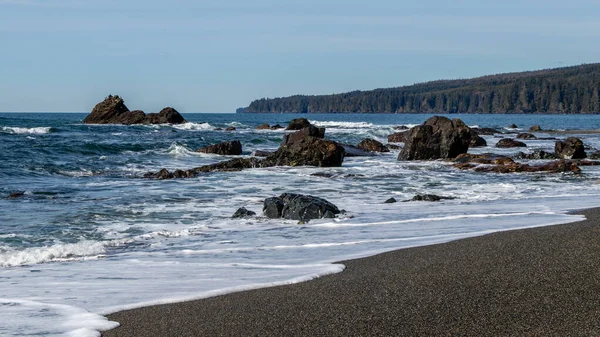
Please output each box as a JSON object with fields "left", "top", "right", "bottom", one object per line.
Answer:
{"left": 266, "top": 137, "right": 345, "bottom": 167}
{"left": 197, "top": 140, "right": 242, "bottom": 155}
{"left": 357, "top": 138, "right": 389, "bottom": 153}
{"left": 7, "top": 192, "right": 25, "bottom": 199}
{"left": 495, "top": 138, "right": 527, "bottom": 148}
{"left": 516, "top": 133, "right": 537, "bottom": 140}
{"left": 286, "top": 118, "right": 313, "bottom": 130}
{"left": 588, "top": 150, "right": 600, "bottom": 160}
{"left": 342, "top": 144, "right": 375, "bottom": 157}
{"left": 509, "top": 124, "right": 518, "bottom": 129}
{"left": 515, "top": 150, "right": 558, "bottom": 160}
{"left": 281, "top": 126, "right": 325, "bottom": 146}
{"left": 471, "top": 127, "right": 500, "bottom": 135}
{"left": 404, "top": 194, "right": 455, "bottom": 202}
{"left": 225, "top": 126, "right": 236, "bottom": 131}
{"left": 257, "top": 123, "right": 283, "bottom": 130}
{"left": 470, "top": 135, "right": 487, "bottom": 147}
{"left": 529, "top": 125, "right": 542, "bottom": 132}
{"left": 555, "top": 137, "right": 586, "bottom": 159}
{"left": 146, "top": 107, "right": 186, "bottom": 124}
{"left": 452, "top": 153, "right": 583, "bottom": 174}
{"left": 384, "top": 197, "right": 397, "bottom": 203}
{"left": 232, "top": 207, "right": 256, "bottom": 218}
{"left": 263, "top": 193, "right": 340, "bottom": 220}
{"left": 398, "top": 116, "right": 473, "bottom": 160}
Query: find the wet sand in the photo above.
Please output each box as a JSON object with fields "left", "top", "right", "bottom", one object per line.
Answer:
{"left": 103, "top": 208, "right": 600, "bottom": 336}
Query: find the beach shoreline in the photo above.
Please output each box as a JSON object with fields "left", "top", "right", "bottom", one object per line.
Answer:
{"left": 102, "top": 207, "right": 600, "bottom": 336}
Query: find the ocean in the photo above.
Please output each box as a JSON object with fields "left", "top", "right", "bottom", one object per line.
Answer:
{"left": 2, "top": 112, "right": 600, "bottom": 336}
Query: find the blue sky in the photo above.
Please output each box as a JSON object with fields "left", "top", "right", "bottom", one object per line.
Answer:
{"left": 1, "top": 0, "right": 599, "bottom": 112}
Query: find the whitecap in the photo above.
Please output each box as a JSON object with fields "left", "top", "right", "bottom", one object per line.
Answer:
{"left": 1, "top": 126, "right": 54, "bottom": 134}
{"left": 171, "top": 122, "right": 213, "bottom": 131}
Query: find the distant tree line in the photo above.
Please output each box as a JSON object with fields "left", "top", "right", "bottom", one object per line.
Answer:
{"left": 243, "top": 63, "right": 600, "bottom": 114}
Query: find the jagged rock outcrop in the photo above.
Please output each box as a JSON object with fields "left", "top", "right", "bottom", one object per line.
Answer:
{"left": 83, "top": 95, "right": 186, "bottom": 125}
{"left": 555, "top": 137, "right": 586, "bottom": 159}
{"left": 197, "top": 140, "right": 242, "bottom": 155}
{"left": 496, "top": 138, "right": 527, "bottom": 148}
{"left": 357, "top": 138, "right": 389, "bottom": 152}
{"left": 263, "top": 193, "right": 340, "bottom": 220}
{"left": 398, "top": 116, "right": 473, "bottom": 160}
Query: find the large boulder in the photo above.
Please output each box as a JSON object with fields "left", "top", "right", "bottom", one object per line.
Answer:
{"left": 470, "top": 135, "right": 487, "bottom": 147}
{"left": 281, "top": 126, "right": 325, "bottom": 146}
{"left": 496, "top": 138, "right": 527, "bottom": 148}
{"left": 398, "top": 116, "right": 473, "bottom": 160}
{"left": 286, "top": 118, "right": 313, "bottom": 130}
{"left": 357, "top": 138, "right": 389, "bottom": 152}
{"left": 197, "top": 140, "right": 242, "bottom": 155}
{"left": 83, "top": 96, "right": 186, "bottom": 125}
{"left": 555, "top": 137, "right": 586, "bottom": 159}
{"left": 516, "top": 133, "right": 537, "bottom": 140}
{"left": 265, "top": 137, "right": 345, "bottom": 167}
{"left": 263, "top": 193, "right": 340, "bottom": 220}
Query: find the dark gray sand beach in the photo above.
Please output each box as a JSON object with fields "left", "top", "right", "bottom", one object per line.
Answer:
{"left": 103, "top": 208, "right": 600, "bottom": 336}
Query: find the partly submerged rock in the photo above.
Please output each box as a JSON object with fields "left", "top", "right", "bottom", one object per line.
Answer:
{"left": 266, "top": 137, "right": 345, "bottom": 167}
{"left": 403, "top": 194, "right": 455, "bottom": 202}
{"left": 197, "top": 140, "right": 242, "bottom": 155}
{"left": 146, "top": 107, "right": 186, "bottom": 124}
{"left": 495, "top": 138, "right": 527, "bottom": 148}
{"left": 384, "top": 197, "right": 397, "bottom": 203}
{"left": 263, "top": 193, "right": 340, "bottom": 220}
{"left": 555, "top": 137, "right": 586, "bottom": 159}
{"left": 357, "top": 138, "right": 389, "bottom": 153}
{"left": 452, "top": 153, "right": 583, "bottom": 174}
{"left": 515, "top": 150, "right": 558, "bottom": 160}
{"left": 529, "top": 125, "right": 542, "bottom": 132}
{"left": 232, "top": 207, "right": 256, "bottom": 218}
{"left": 516, "top": 133, "right": 537, "bottom": 140}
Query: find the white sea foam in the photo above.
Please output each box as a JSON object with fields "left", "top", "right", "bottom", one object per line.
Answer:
{"left": 166, "top": 142, "right": 198, "bottom": 156}
{"left": 0, "top": 239, "right": 132, "bottom": 267}
{"left": 1, "top": 126, "right": 54, "bottom": 134}
{"left": 310, "top": 120, "right": 375, "bottom": 128}
{"left": 171, "top": 122, "right": 213, "bottom": 131}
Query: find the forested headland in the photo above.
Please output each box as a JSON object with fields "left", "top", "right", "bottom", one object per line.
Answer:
{"left": 240, "top": 63, "right": 600, "bottom": 114}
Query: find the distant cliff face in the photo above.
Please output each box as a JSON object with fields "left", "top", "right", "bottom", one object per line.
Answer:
{"left": 243, "top": 63, "right": 600, "bottom": 114}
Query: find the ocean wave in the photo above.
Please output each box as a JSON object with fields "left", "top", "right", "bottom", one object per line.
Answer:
{"left": 1, "top": 126, "right": 55, "bottom": 134}
{"left": 0, "top": 239, "right": 132, "bottom": 267}
{"left": 166, "top": 142, "right": 198, "bottom": 156}
{"left": 171, "top": 122, "right": 213, "bottom": 131}
{"left": 309, "top": 121, "right": 375, "bottom": 128}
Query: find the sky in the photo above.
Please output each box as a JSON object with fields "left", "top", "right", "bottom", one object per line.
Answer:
{"left": 0, "top": 0, "right": 599, "bottom": 113}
